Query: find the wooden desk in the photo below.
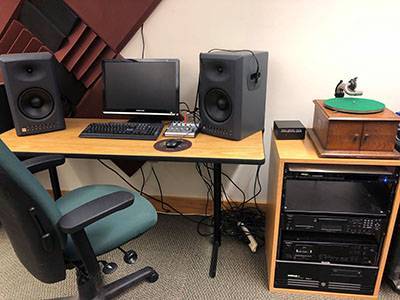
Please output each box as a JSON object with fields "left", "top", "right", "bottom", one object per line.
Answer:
{"left": 266, "top": 134, "right": 400, "bottom": 299}
{"left": 0, "top": 118, "right": 265, "bottom": 163}
{"left": 0, "top": 118, "right": 265, "bottom": 278}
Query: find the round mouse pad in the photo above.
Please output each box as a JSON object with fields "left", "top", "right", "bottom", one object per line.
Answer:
{"left": 324, "top": 97, "right": 385, "bottom": 114}
{"left": 154, "top": 139, "right": 192, "bottom": 152}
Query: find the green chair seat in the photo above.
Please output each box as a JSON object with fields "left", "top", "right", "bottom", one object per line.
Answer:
{"left": 56, "top": 185, "right": 157, "bottom": 261}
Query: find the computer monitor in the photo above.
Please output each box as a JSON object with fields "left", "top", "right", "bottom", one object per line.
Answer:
{"left": 102, "top": 59, "right": 180, "bottom": 118}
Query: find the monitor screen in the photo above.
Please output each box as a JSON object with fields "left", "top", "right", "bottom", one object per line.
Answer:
{"left": 103, "top": 59, "right": 179, "bottom": 116}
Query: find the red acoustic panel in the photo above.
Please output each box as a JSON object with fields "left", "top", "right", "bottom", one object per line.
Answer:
{"left": 0, "top": 20, "right": 24, "bottom": 54}
{"left": 76, "top": 53, "right": 124, "bottom": 117}
{"left": 74, "top": 77, "right": 104, "bottom": 118}
{"left": 113, "top": 160, "right": 145, "bottom": 177}
{"left": 81, "top": 47, "right": 116, "bottom": 88}
{"left": 55, "top": 20, "right": 87, "bottom": 62}
{"left": 18, "top": 0, "right": 67, "bottom": 52}
{"left": 23, "top": 37, "right": 43, "bottom": 53}
{"left": 0, "top": 0, "right": 22, "bottom": 39}
{"left": 63, "top": 29, "right": 97, "bottom": 71}
{"left": 38, "top": 45, "right": 50, "bottom": 52}
{"left": 64, "top": 0, "right": 161, "bottom": 52}
{"left": 72, "top": 38, "right": 107, "bottom": 80}
{"left": 8, "top": 28, "right": 32, "bottom": 54}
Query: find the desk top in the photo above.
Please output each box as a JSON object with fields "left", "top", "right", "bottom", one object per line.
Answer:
{"left": 274, "top": 133, "right": 400, "bottom": 166}
{"left": 0, "top": 118, "right": 265, "bottom": 164}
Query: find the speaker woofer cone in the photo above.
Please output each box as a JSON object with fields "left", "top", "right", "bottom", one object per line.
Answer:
{"left": 18, "top": 88, "right": 54, "bottom": 119}
{"left": 204, "top": 88, "right": 232, "bottom": 123}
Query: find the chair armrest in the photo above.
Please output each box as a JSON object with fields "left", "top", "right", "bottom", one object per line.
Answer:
{"left": 58, "top": 191, "right": 134, "bottom": 234}
{"left": 23, "top": 155, "right": 66, "bottom": 174}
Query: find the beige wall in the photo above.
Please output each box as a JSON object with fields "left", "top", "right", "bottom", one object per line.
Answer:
{"left": 37, "top": 0, "right": 400, "bottom": 203}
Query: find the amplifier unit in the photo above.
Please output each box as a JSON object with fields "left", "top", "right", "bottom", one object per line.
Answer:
{"left": 280, "top": 232, "right": 379, "bottom": 266}
{"left": 275, "top": 260, "right": 378, "bottom": 295}
{"left": 282, "top": 213, "right": 386, "bottom": 238}
{"left": 283, "top": 164, "right": 397, "bottom": 216}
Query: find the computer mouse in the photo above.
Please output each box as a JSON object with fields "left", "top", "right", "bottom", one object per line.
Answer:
{"left": 165, "top": 139, "right": 182, "bottom": 149}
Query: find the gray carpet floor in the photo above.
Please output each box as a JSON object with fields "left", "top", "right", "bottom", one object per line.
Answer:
{"left": 0, "top": 214, "right": 399, "bottom": 299}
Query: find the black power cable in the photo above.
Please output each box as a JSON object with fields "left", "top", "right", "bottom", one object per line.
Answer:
{"left": 97, "top": 159, "right": 211, "bottom": 227}
{"left": 179, "top": 101, "right": 191, "bottom": 112}
{"left": 98, "top": 159, "right": 264, "bottom": 247}
{"left": 139, "top": 167, "right": 145, "bottom": 195}
{"left": 151, "top": 165, "right": 169, "bottom": 212}
{"left": 195, "top": 163, "right": 265, "bottom": 246}
{"left": 193, "top": 77, "right": 201, "bottom": 116}
{"left": 238, "top": 165, "right": 262, "bottom": 209}
{"left": 194, "top": 163, "right": 214, "bottom": 237}
{"left": 207, "top": 48, "right": 261, "bottom": 82}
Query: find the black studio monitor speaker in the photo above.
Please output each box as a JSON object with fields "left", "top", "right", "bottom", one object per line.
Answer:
{"left": 0, "top": 52, "right": 65, "bottom": 136}
{"left": 199, "top": 50, "right": 268, "bottom": 140}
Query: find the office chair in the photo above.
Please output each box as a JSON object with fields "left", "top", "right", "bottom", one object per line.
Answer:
{"left": 0, "top": 139, "right": 159, "bottom": 299}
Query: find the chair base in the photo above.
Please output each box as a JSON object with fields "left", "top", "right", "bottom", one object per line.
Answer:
{"left": 52, "top": 266, "right": 158, "bottom": 300}
{"left": 387, "top": 276, "right": 400, "bottom": 295}
{"left": 103, "top": 266, "right": 158, "bottom": 299}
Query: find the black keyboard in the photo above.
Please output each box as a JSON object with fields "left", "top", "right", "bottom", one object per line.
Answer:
{"left": 79, "top": 122, "right": 163, "bottom": 140}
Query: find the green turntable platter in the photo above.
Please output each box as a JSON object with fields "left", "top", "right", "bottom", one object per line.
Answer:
{"left": 324, "top": 97, "right": 385, "bottom": 114}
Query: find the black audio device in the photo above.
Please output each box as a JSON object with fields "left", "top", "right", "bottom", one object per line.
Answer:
{"left": 273, "top": 120, "right": 305, "bottom": 140}
{"left": 275, "top": 261, "right": 378, "bottom": 295}
{"left": 280, "top": 232, "right": 379, "bottom": 266}
{"left": 275, "top": 163, "right": 399, "bottom": 295}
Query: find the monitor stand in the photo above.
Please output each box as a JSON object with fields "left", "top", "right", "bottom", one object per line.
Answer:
{"left": 128, "top": 115, "right": 178, "bottom": 123}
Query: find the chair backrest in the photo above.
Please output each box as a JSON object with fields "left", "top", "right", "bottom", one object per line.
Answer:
{"left": 0, "top": 139, "right": 66, "bottom": 283}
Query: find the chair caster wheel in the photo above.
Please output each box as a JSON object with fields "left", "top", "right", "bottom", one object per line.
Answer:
{"left": 147, "top": 271, "right": 159, "bottom": 283}
{"left": 100, "top": 261, "right": 118, "bottom": 274}
{"left": 123, "top": 250, "right": 138, "bottom": 264}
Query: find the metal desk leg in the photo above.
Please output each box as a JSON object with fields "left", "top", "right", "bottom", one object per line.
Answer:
{"left": 209, "top": 163, "right": 222, "bottom": 278}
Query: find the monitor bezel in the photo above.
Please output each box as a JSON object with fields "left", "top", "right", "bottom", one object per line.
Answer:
{"left": 102, "top": 58, "right": 180, "bottom": 117}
